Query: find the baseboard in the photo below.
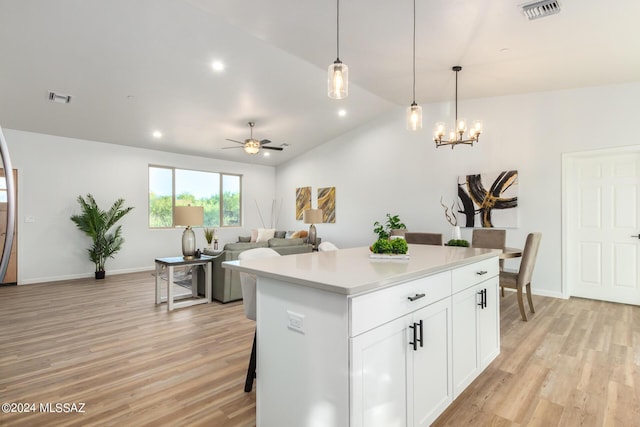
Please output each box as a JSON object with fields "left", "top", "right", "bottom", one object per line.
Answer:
{"left": 18, "top": 266, "right": 155, "bottom": 285}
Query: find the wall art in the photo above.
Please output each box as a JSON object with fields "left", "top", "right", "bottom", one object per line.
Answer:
{"left": 295, "top": 186, "right": 311, "bottom": 220}
{"left": 317, "top": 187, "right": 336, "bottom": 223}
{"left": 457, "top": 170, "right": 518, "bottom": 228}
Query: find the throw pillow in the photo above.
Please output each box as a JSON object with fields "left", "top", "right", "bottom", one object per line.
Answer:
{"left": 238, "top": 236, "right": 251, "bottom": 243}
{"left": 290, "top": 230, "right": 309, "bottom": 239}
{"left": 274, "top": 230, "right": 286, "bottom": 238}
{"left": 256, "top": 228, "right": 276, "bottom": 243}
{"left": 250, "top": 229, "right": 258, "bottom": 242}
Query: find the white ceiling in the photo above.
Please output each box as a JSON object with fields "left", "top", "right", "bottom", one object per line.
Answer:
{"left": 1, "top": 0, "right": 639, "bottom": 165}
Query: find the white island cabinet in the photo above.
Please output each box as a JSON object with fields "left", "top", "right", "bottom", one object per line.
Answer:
{"left": 223, "top": 244, "right": 500, "bottom": 427}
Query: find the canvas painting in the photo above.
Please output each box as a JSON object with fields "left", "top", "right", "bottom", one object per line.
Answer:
{"left": 457, "top": 170, "right": 518, "bottom": 228}
{"left": 317, "top": 187, "right": 336, "bottom": 223}
{"left": 295, "top": 186, "right": 311, "bottom": 220}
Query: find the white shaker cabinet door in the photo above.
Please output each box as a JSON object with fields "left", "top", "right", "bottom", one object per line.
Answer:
{"left": 351, "top": 315, "right": 409, "bottom": 427}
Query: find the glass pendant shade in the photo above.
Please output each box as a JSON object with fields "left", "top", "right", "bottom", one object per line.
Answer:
{"left": 328, "top": 60, "right": 348, "bottom": 99}
{"left": 406, "top": 103, "right": 423, "bottom": 131}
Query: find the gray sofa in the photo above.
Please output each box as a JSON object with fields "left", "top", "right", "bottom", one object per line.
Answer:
{"left": 197, "top": 237, "right": 313, "bottom": 303}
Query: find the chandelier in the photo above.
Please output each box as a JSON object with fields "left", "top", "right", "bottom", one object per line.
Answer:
{"left": 434, "top": 66, "right": 482, "bottom": 148}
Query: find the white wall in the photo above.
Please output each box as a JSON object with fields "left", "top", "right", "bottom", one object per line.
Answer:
{"left": 4, "top": 129, "right": 276, "bottom": 284}
{"left": 275, "top": 82, "right": 640, "bottom": 298}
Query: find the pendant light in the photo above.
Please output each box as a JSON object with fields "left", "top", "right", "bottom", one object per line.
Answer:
{"left": 406, "top": 0, "right": 422, "bottom": 130}
{"left": 433, "top": 66, "right": 482, "bottom": 148}
{"left": 328, "top": 0, "right": 348, "bottom": 99}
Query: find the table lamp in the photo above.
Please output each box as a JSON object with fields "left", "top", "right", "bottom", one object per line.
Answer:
{"left": 303, "top": 208, "right": 323, "bottom": 248}
{"left": 174, "top": 205, "right": 204, "bottom": 259}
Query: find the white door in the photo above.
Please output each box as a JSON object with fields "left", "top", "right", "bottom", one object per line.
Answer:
{"left": 565, "top": 150, "right": 640, "bottom": 305}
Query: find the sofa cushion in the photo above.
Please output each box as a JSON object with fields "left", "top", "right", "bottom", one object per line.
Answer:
{"left": 238, "top": 235, "right": 251, "bottom": 243}
{"left": 274, "top": 230, "right": 287, "bottom": 238}
{"left": 223, "top": 242, "right": 268, "bottom": 251}
{"left": 268, "top": 237, "right": 305, "bottom": 247}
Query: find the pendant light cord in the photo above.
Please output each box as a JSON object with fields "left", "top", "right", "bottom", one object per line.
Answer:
{"left": 336, "top": 0, "right": 340, "bottom": 60}
{"left": 412, "top": 0, "right": 416, "bottom": 103}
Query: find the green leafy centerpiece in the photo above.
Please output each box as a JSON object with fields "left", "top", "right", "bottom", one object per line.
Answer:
{"left": 370, "top": 214, "right": 409, "bottom": 258}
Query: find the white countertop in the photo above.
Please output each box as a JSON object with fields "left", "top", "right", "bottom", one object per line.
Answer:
{"left": 223, "top": 244, "right": 500, "bottom": 296}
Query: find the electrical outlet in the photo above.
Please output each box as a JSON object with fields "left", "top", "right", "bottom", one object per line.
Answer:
{"left": 287, "top": 310, "right": 305, "bottom": 334}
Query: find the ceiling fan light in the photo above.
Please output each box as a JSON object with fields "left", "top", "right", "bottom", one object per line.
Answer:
{"left": 328, "top": 60, "right": 348, "bottom": 99}
{"left": 406, "top": 103, "right": 422, "bottom": 131}
{"left": 244, "top": 139, "right": 260, "bottom": 154}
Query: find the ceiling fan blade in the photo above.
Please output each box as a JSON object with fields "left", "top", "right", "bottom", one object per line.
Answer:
{"left": 260, "top": 139, "right": 272, "bottom": 145}
{"left": 225, "top": 138, "right": 245, "bottom": 145}
{"left": 262, "top": 146, "right": 284, "bottom": 151}
{"left": 221, "top": 146, "right": 245, "bottom": 150}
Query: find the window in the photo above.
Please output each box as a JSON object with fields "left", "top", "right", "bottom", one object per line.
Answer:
{"left": 148, "top": 166, "right": 241, "bottom": 228}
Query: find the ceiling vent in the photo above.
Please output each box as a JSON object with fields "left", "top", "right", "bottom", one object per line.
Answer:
{"left": 522, "top": 0, "right": 561, "bottom": 20}
{"left": 48, "top": 91, "right": 72, "bottom": 104}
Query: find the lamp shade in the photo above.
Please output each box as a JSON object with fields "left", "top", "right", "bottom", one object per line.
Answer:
{"left": 174, "top": 206, "right": 204, "bottom": 227}
{"left": 303, "top": 209, "right": 323, "bottom": 224}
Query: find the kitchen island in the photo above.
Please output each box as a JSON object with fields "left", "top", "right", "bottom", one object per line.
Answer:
{"left": 223, "top": 244, "right": 501, "bottom": 427}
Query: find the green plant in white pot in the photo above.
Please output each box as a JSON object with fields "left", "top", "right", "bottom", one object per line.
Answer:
{"left": 70, "top": 194, "right": 134, "bottom": 279}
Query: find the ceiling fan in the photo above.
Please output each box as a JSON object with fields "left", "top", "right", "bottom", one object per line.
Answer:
{"left": 223, "top": 122, "right": 284, "bottom": 154}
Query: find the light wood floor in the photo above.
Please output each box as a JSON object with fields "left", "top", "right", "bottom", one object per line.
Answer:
{"left": 0, "top": 272, "right": 638, "bottom": 426}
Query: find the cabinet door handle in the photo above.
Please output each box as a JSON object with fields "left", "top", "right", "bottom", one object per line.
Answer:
{"left": 407, "top": 293, "right": 426, "bottom": 302}
{"left": 409, "top": 323, "right": 418, "bottom": 351}
{"left": 409, "top": 320, "right": 424, "bottom": 351}
{"left": 477, "top": 289, "right": 487, "bottom": 309}
{"left": 476, "top": 270, "right": 488, "bottom": 276}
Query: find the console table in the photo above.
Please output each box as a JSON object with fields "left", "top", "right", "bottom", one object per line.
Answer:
{"left": 154, "top": 255, "right": 213, "bottom": 311}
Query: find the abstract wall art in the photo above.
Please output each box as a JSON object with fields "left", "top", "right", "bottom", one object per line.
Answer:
{"left": 457, "top": 170, "right": 519, "bottom": 228}
{"left": 317, "top": 187, "right": 336, "bottom": 223}
{"left": 295, "top": 186, "right": 311, "bottom": 220}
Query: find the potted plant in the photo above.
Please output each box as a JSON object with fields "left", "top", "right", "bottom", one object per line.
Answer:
{"left": 70, "top": 194, "right": 134, "bottom": 279}
{"left": 204, "top": 228, "right": 218, "bottom": 250}
{"left": 373, "top": 213, "right": 407, "bottom": 240}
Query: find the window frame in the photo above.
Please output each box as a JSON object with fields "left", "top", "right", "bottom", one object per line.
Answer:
{"left": 148, "top": 164, "right": 242, "bottom": 229}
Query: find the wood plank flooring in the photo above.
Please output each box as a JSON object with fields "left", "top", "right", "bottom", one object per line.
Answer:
{"left": 0, "top": 272, "right": 638, "bottom": 426}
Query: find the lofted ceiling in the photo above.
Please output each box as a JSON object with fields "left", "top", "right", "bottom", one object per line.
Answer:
{"left": 0, "top": 0, "right": 639, "bottom": 166}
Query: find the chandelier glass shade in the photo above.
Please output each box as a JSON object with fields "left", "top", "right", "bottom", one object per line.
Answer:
{"left": 328, "top": 0, "right": 348, "bottom": 99}
{"left": 434, "top": 66, "right": 482, "bottom": 148}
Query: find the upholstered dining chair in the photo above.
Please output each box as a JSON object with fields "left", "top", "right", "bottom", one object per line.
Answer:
{"left": 472, "top": 228, "right": 507, "bottom": 270}
{"left": 404, "top": 232, "right": 443, "bottom": 246}
{"left": 499, "top": 232, "right": 542, "bottom": 321}
{"left": 237, "top": 247, "right": 281, "bottom": 392}
{"left": 318, "top": 241, "right": 339, "bottom": 251}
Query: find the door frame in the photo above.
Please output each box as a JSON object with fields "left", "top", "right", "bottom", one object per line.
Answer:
{"left": 561, "top": 145, "right": 640, "bottom": 300}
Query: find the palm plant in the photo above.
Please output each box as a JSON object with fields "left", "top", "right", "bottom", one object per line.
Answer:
{"left": 70, "top": 194, "right": 134, "bottom": 278}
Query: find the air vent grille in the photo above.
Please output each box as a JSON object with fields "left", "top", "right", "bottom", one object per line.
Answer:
{"left": 48, "top": 91, "right": 72, "bottom": 104}
{"left": 522, "top": 0, "right": 561, "bottom": 20}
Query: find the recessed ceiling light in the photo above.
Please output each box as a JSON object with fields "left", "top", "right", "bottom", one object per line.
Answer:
{"left": 152, "top": 131, "right": 163, "bottom": 138}
{"left": 338, "top": 109, "right": 347, "bottom": 117}
{"left": 212, "top": 61, "right": 225, "bottom": 72}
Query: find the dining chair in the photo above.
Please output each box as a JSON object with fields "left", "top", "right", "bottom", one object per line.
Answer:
{"left": 472, "top": 228, "right": 507, "bottom": 270}
{"left": 238, "top": 247, "right": 281, "bottom": 392}
{"left": 499, "top": 232, "right": 542, "bottom": 321}
{"left": 404, "top": 232, "right": 443, "bottom": 246}
{"left": 318, "top": 241, "right": 339, "bottom": 251}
